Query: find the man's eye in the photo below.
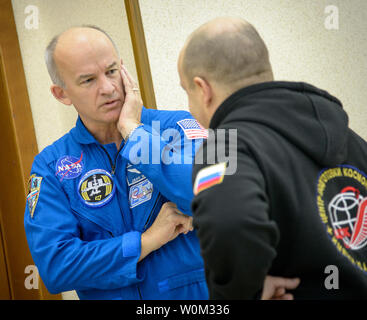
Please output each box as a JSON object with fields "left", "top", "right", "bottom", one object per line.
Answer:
{"left": 107, "top": 69, "right": 118, "bottom": 75}
{"left": 82, "top": 78, "right": 93, "bottom": 84}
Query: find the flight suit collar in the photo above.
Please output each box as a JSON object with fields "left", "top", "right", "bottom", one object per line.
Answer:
{"left": 71, "top": 117, "right": 99, "bottom": 145}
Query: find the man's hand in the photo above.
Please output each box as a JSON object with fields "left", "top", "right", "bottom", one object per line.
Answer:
{"left": 138, "top": 202, "right": 193, "bottom": 262}
{"left": 261, "top": 275, "right": 300, "bottom": 300}
{"left": 117, "top": 65, "right": 143, "bottom": 140}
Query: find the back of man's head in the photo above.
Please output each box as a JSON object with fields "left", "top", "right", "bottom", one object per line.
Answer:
{"left": 182, "top": 17, "right": 273, "bottom": 91}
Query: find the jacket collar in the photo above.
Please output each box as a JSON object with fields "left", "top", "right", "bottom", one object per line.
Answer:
{"left": 70, "top": 117, "right": 99, "bottom": 145}
{"left": 209, "top": 81, "right": 342, "bottom": 129}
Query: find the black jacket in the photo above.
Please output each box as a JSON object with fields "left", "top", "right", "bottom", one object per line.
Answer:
{"left": 192, "top": 81, "right": 367, "bottom": 299}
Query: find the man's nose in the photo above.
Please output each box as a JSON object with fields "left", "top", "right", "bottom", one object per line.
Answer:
{"left": 98, "top": 75, "right": 115, "bottom": 95}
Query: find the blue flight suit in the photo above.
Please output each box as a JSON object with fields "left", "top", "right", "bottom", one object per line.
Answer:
{"left": 24, "top": 107, "right": 209, "bottom": 300}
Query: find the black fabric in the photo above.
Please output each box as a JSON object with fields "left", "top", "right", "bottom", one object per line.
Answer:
{"left": 192, "top": 81, "right": 367, "bottom": 299}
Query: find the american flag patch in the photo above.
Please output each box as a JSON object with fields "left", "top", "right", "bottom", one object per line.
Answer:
{"left": 176, "top": 119, "right": 208, "bottom": 140}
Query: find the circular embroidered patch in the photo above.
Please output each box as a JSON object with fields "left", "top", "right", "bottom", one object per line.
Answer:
{"left": 55, "top": 154, "right": 84, "bottom": 180}
{"left": 317, "top": 165, "right": 367, "bottom": 273}
{"left": 78, "top": 169, "right": 115, "bottom": 207}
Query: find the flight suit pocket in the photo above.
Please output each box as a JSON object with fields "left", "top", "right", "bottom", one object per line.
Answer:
{"left": 69, "top": 197, "right": 120, "bottom": 236}
{"left": 157, "top": 268, "right": 206, "bottom": 293}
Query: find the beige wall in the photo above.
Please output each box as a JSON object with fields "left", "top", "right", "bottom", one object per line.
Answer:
{"left": 11, "top": 0, "right": 137, "bottom": 300}
{"left": 11, "top": 0, "right": 137, "bottom": 153}
{"left": 140, "top": 0, "right": 367, "bottom": 139}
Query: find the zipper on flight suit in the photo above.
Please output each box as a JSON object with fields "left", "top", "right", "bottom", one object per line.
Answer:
{"left": 98, "top": 143, "right": 127, "bottom": 230}
{"left": 99, "top": 144, "right": 124, "bottom": 175}
{"left": 137, "top": 194, "right": 161, "bottom": 300}
{"left": 100, "top": 143, "right": 144, "bottom": 299}
{"left": 137, "top": 286, "right": 143, "bottom": 300}
{"left": 99, "top": 140, "right": 159, "bottom": 300}
{"left": 142, "top": 194, "right": 161, "bottom": 232}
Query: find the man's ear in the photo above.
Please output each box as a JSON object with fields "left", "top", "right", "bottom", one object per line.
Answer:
{"left": 193, "top": 76, "right": 213, "bottom": 108}
{"left": 50, "top": 85, "right": 72, "bottom": 106}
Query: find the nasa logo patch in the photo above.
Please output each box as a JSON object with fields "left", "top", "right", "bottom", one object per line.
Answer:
{"left": 317, "top": 165, "right": 367, "bottom": 273}
{"left": 78, "top": 169, "right": 115, "bottom": 207}
{"left": 55, "top": 153, "right": 84, "bottom": 180}
{"left": 129, "top": 179, "right": 153, "bottom": 208}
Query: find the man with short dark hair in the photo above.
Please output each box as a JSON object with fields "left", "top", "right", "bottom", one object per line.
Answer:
{"left": 178, "top": 17, "right": 367, "bottom": 299}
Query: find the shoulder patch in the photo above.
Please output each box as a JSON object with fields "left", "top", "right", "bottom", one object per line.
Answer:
{"left": 27, "top": 174, "right": 43, "bottom": 218}
{"left": 194, "top": 162, "right": 227, "bottom": 195}
{"left": 177, "top": 119, "right": 208, "bottom": 140}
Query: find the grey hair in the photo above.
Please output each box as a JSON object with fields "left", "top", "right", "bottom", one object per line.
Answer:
{"left": 44, "top": 25, "right": 120, "bottom": 88}
{"left": 45, "top": 34, "right": 64, "bottom": 87}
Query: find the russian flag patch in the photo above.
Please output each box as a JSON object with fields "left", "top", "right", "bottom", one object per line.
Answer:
{"left": 194, "top": 162, "right": 227, "bottom": 195}
{"left": 177, "top": 119, "right": 208, "bottom": 140}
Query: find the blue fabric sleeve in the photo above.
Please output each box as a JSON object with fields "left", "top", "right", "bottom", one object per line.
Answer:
{"left": 121, "top": 122, "right": 203, "bottom": 216}
{"left": 122, "top": 231, "right": 141, "bottom": 257}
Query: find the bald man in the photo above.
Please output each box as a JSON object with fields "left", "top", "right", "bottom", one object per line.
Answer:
{"left": 24, "top": 25, "right": 208, "bottom": 300}
{"left": 179, "top": 17, "right": 367, "bottom": 299}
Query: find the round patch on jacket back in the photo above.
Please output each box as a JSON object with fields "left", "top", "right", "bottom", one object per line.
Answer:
{"left": 317, "top": 165, "right": 367, "bottom": 272}
{"left": 78, "top": 169, "right": 115, "bottom": 207}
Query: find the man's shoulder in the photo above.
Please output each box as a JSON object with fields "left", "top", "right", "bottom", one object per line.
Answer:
{"left": 34, "top": 130, "right": 78, "bottom": 166}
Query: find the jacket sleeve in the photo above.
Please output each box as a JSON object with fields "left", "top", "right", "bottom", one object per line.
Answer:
{"left": 24, "top": 154, "right": 143, "bottom": 294}
{"left": 191, "top": 136, "right": 279, "bottom": 299}
{"left": 121, "top": 121, "right": 204, "bottom": 216}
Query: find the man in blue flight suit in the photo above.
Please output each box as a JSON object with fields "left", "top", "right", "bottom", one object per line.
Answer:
{"left": 24, "top": 25, "right": 299, "bottom": 300}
